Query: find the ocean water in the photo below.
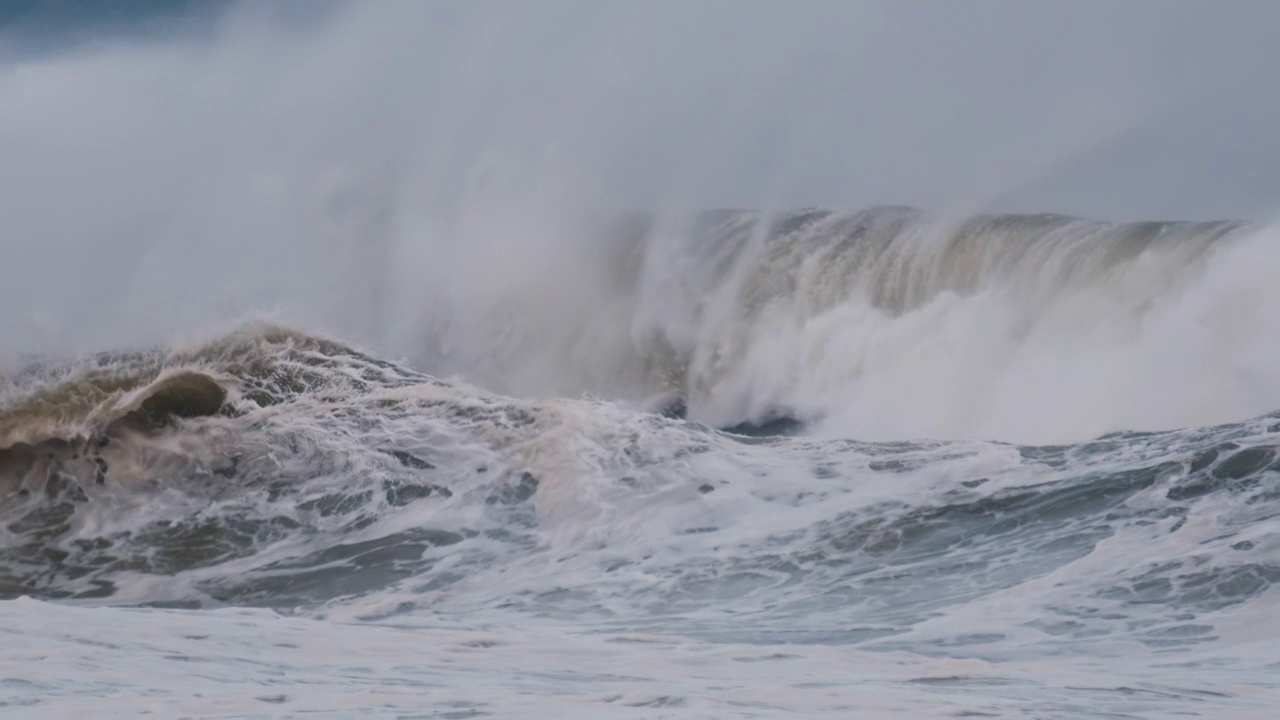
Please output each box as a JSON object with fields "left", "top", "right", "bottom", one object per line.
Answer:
{"left": 3, "top": 209, "right": 1280, "bottom": 718}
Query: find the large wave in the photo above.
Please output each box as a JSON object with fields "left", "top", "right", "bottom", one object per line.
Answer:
{"left": 407, "top": 207, "right": 1280, "bottom": 444}
{"left": 4, "top": 204, "right": 1275, "bottom": 449}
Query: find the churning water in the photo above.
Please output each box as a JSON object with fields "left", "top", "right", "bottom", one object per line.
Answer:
{"left": 6, "top": 2, "right": 1280, "bottom": 717}
{"left": 3, "top": 208, "right": 1280, "bottom": 718}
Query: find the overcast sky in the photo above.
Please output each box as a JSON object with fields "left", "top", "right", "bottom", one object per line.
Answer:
{"left": 2, "top": 0, "right": 1279, "bottom": 352}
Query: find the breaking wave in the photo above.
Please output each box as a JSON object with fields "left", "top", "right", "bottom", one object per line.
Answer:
{"left": 411, "top": 207, "right": 1280, "bottom": 443}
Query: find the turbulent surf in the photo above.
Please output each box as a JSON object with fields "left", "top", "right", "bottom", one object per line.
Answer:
{"left": 2, "top": 207, "right": 1280, "bottom": 717}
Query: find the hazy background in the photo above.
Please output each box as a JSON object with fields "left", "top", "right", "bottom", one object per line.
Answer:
{"left": 3, "top": 0, "right": 1279, "bottom": 356}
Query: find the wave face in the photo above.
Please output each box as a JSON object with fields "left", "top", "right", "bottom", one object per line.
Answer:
{"left": 410, "top": 207, "right": 1279, "bottom": 444}
{"left": 2, "top": 325, "right": 1279, "bottom": 716}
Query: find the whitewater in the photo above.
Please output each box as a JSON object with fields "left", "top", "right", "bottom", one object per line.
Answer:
{"left": 5, "top": 2, "right": 1280, "bottom": 718}
{"left": 3, "top": 208, "right": 1280, "bottom": 718}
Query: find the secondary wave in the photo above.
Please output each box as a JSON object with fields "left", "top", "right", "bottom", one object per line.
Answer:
{"left": 1, "top": 325, "right": 1277, "bottom": 658}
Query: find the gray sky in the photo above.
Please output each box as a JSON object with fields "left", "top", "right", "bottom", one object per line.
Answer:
{"left": 2, "top": 0, "right": 1279, "bottom": 353}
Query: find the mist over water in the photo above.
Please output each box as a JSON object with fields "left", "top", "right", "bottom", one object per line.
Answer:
{"left": 5, "top": 0, "right": 1280, "bottom": 443}
{"left": 4, "top": 2, "right": 1280, "bottom": 717}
